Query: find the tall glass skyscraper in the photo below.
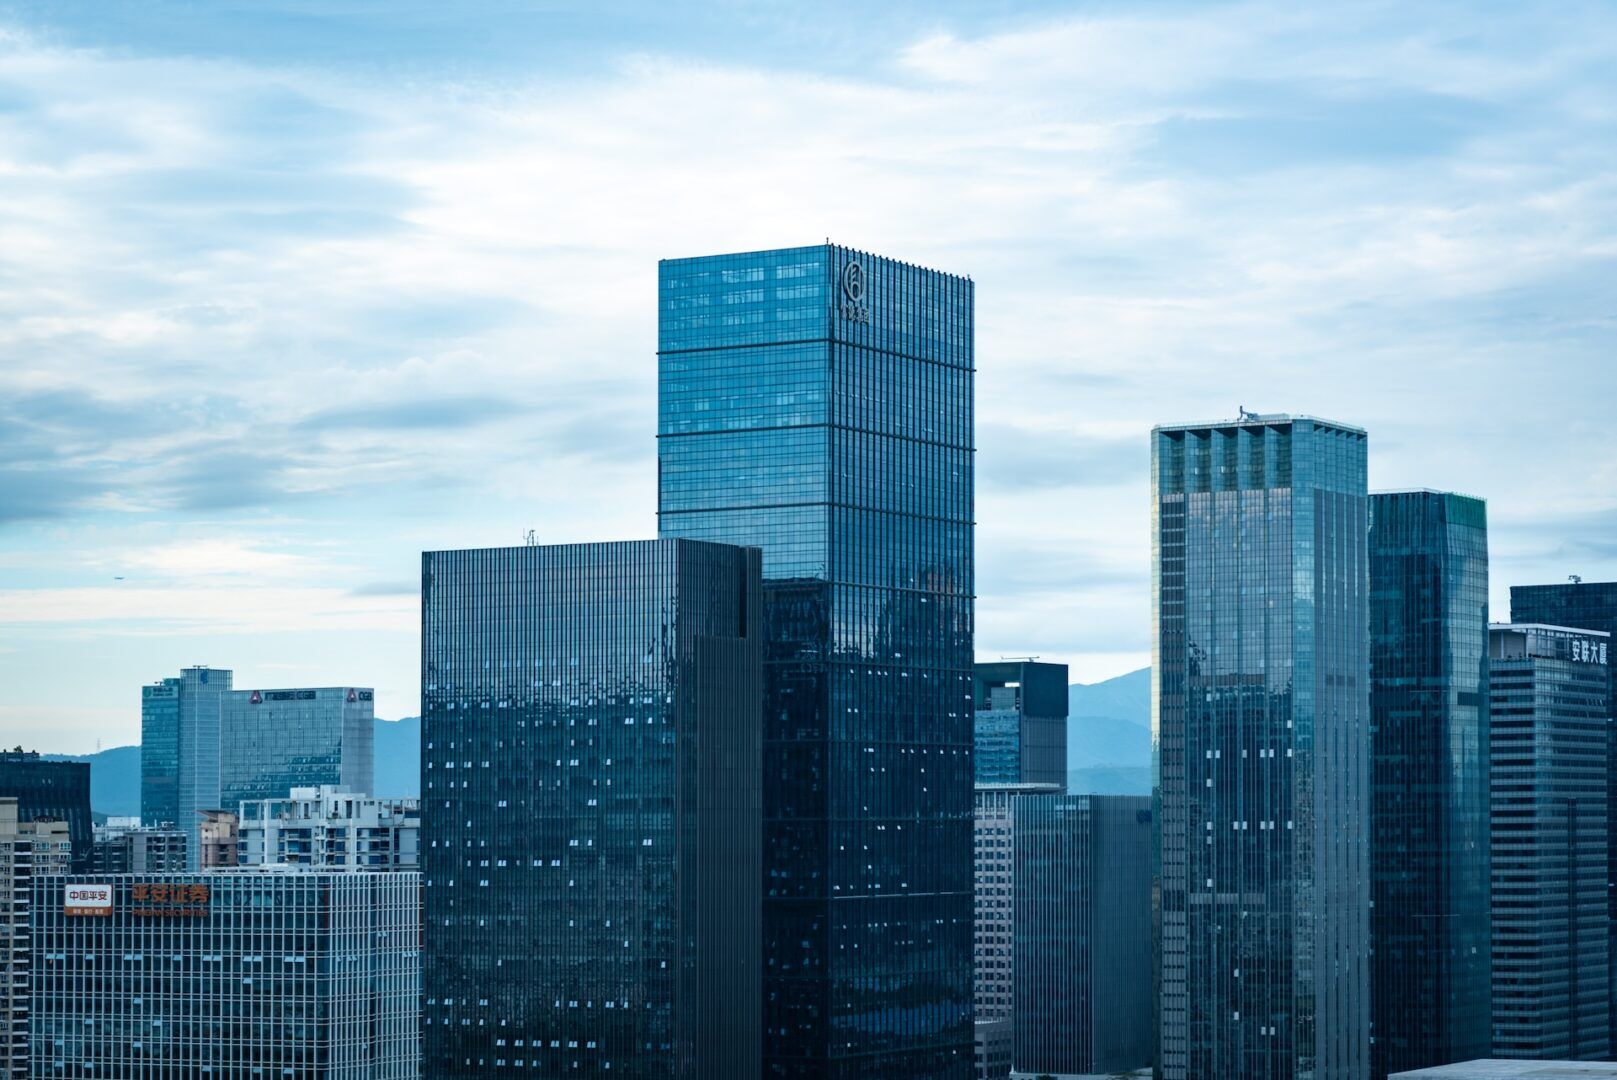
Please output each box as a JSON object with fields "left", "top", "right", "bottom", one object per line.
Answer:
{"left": 140, "top": 666, "right": 229, "bottom": 868}
{"left": 1510, "top": 580, "right": 1617, "bottom": 1053}
{"left": 1368, "top": 490, "right": 1492, "bottom": 1079}
{"left": 658, "top": 244, "right": 975, "bottom": 1079}
{"left": 421, "top": 539, "right": 763, "bottom": 1079}
{"left": 973, "top": 660, "right": 1068, "bottom": 787}
{"left": 220, "top": 685, "right": 375, "bottom": 808}
{"left": 1487, "top": 622, "right": 1611, "bottom": 1061}
{"left": 1152, "top": 414, "right": 1371, "bottom": 1080}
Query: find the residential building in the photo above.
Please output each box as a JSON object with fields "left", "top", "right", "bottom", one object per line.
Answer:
{"left": 221, "top": 686, "right": 374, "bottom": 808}
{"left": 1152, "top": 413, "right": 1372, "bottom": 1080}
{"left": 140, "top": 667, "right": 229, "bottom": 868}
{"left": 973, "top": 660, "right": 1068, "bottom": 787}
{"left": 28, "top": 870, "right": 420, "bottom": 1077}
{"left": 1368, "top": 490, "right": 1492, "bottom": 1078}
{"left": 1488, "top": 623, "right": 1611, "bottom": 1060}
{"left": 197, "top": 809, "right": 238, "bottom": 868}
{"left": 1012, "top": 793, "right": 1153, "bottom": 1077}
{"left": 658, "top": 243, "right": 975, "bottom": 1078}
{"left": 89, "top": 820, "right": 187, "bottom": 874}
{"left": 422, "top": 539, "right": 763, "bottom": 1079}
{"left": 239, "top": 786, "right": 418, "bottom": 870}
{"left": 1510, "top": 580, "right": 1617, "bottom": 1053}
{"left": 972, "top": 783, "right": 1059, "bottom": 1080}
{"left": 0, "top": 753, "right": 89, "bottom": 873}
{"left": 0, "top": 801, "right": 69, "bottom": 1080}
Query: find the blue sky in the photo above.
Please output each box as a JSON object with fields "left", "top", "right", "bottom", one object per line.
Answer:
{"left": 1, "top": 1, "right": 1614, "bottom": 751}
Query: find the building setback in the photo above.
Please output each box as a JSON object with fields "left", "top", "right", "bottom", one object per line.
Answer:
{"left": 140, "top": 667, "right": 228, "bottom": 868}
{"left": 220, "top": 686, "right": 375, "bottom": 809}
{"left": 1487, "top": 623, "right": 1611, "bottom": 1060}
{"left": 658, "top": 243, "right": 976, "bottom": 1079}
{"left": 0, "top": 753, "right": 90, "bottom": 874}
{"left": 1152, "top": 413, "right": 1372, "bottom": 1080}
{"left": 1013, "top": 793, "right": 1153, "bottom": 1077}
{"left": 421, "top": 539, "right": 763, "bottom": 1079}
{"left": 973, "top": 660, "right": 1068, "bottom": 788}
{"left": 0, "top": 801, "right": 70, "bottom": 1080}
{"left": 1368, "top": 490, "right": 1492, "bottom": 1078}
{"left": 28, "top": 870, "right": 420, "bottom": 1078}
{"left": 1509, "top": 580, "right": 1617, "bottom": 1054}
{"left": 239, "top": 786, "right": 418, "bottom": 871}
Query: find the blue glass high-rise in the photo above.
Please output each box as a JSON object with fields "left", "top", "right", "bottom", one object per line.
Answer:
{"left": 658, "top": 243, "right": 975, "bottom": 1079}
{"left": 973, "top": 660, "right": 1067, "bottom": 787}
{"left": 140, "top": 666, "right": 229, "bottom": 868}
{"left": 1368, "top": 490, "right": 1491, "bottom": 1078}
{"left": 1152, "top": 414, "right": 1371, "bottom": 1080}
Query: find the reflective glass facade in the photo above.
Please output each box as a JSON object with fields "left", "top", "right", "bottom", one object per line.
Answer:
{"left": 1152, "top": 415, "right": 1371, "bottom": 1080}
{"left": 1012, "top": 793, "right": 1153, "bottom": 1076}
{"left": 421, "top": 539, "right": 763, "bottom": 1079}
{"left": 1368, "top": 491, "right": 1491, "bottom": 1079}
{"left": 658, "top": 244, "right": 975, "bottom": 1079}
{"left": 0, "top": 753, "right": 90, "bottom": 874}
{"left": 29, "top": 871, "right": 421, "bottom": 1078}
{"left": 139, "top": 667, "right": 229, "bottom": 868}
{"left": 221, "top": 687, "right": 375, "bottom": 809}
{"left": 1509, "top": 580, "right": 1617, "bottom": 1055}
{"left": 1487, "top": 623, "right": 1612, "bottom": 1060}
{"left": 972, "top": 661, "right": 1067, "bottom": 787}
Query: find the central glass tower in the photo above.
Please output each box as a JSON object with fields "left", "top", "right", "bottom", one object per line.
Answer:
{"left": 658, "top": 243, "right": 975, "bottom": 1078}
{"left": 1152, "top": 414, "right": 1371, "bottom": 1080}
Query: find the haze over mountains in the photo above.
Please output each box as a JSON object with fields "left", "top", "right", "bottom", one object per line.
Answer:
{"left": 49, "top": 669, "right": 1152, "bottom": 815}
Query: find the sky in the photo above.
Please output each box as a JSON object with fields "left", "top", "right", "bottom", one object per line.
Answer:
{"left": 1, "top": 1, "right": 1614, "bottom": 752}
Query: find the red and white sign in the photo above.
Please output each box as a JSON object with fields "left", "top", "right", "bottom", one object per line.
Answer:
{"left": 63, "top": 884, "right": 113, "bottom": 917}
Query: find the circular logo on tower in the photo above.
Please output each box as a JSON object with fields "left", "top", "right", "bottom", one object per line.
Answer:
{"left": 841, "top": 260, "right": 866, "bottom": 303}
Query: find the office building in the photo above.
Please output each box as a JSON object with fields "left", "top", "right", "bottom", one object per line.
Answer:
{"left": 1368, "top": 490, "right": 1492, "bottom": 1078}
{"left": 422, "top": 539, "right": 763, "bottom": 1079}
{"left": 0, "top": 753, "right": 89, "bottom": 873}
{"left": 972, "top": 784, "right": 1058, "bottom": 1080}
{"left": 1391, "top": 1063, "right": 1617, "bottom": 1079}
{"left": 1012, "top": 793, "right": 1152, "bottom": 1077}
{"left": 240, "top": 786, "right": 419, "bottom": 871}
{"left": 29, "top": 870, "right": 420, "bottom": 1077}
{"left": 140, "top": 666, "right": 229, "bottom": 868}
{"left": 0, "top": 801, "right": 69, "bottom": 1080}
{"left": 221, "top": 685, "right": 375, "bottom": 808}
{"left": 197, "top": 809, "right": 238, "bottom": 868}
{"left": 658, "top": 243, "right": 975, "bottom": 1078}
{"left": 1488, "top": 623, "right": 1612, "bottom": 1060}
{"left": 89, "top": 820, "right": 187, "bottom": 874}
{"left": 973, "top": 660, "right": 1068, "bottom": 787}
{"left": 1510, "top": 579, "right": 1617, "bottom": 1053}
{"left": 1152, "top": 413, "right": 1371, "bottom": 1080}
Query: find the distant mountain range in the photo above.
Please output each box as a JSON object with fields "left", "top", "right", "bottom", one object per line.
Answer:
{"left": 47, "top": 669, "right": 1153, "bottom": 815}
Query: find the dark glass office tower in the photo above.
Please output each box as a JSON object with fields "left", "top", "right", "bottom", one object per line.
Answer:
{"left": 973, "top": 660, "right": 1068, "bottom": 787}
{"left": 139, "top": 666, "right": 229, "bottom": 868}
{"left": 1152, "top": 414, "right": 1371, "bottom": 1080}
{"left": 1368, "top": 491, "right": 1492, "bottom": 1079}
{"left": 658, "top": 244, "right": 975, "bottom": 1079}
{"left": 0, "top": 751, "right": 90, "bottom": 872}
{"left": 1510, "top": 579, "right": 1617, "bottom": 1055}
{"left": 421, "top": 539, "right": 763, "bottom": 1079}
{"left": 1013, "top": 793, "right": 1153, "bottom": 1076}
{"left": 220, "top": 685, "right": 375, "bottom": 807}
{"left": 1487, "top": 623, "right": 1611, "bottom": 1061}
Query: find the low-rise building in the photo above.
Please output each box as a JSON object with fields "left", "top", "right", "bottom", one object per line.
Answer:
{"left": 238, "top": 786, "right": 419, "bottom": 871}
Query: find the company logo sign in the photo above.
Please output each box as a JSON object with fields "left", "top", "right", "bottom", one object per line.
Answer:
{"left": 132, "top": 882, "right": 210, "bottom": 918}
{"left": 63, "top": 884, "right": 113, "bottom": 917}
{"left": 249, "top": 690, "right": 262, "bottom": 704}
{"left": 840, "top": 260, "right": 870, "bottom": 325}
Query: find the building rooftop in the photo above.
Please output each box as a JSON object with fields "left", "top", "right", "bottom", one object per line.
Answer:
{"left": 1490, "top": 622, "right": 1611, "bottom": 639}
{"left": 1153, "top": 412, "right": 1367, "bottom": 436}
{"left": 1391, "top": 1061, "right": 1617, "bottom": 1079}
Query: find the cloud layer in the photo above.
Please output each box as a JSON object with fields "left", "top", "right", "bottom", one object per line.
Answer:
{"left": 0, "top": 1, "right": 1614, "bottom": 749}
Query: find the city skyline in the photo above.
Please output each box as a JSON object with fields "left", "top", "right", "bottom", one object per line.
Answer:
{"left": 1, "top": 2, "right": 1614, "bottom": 753}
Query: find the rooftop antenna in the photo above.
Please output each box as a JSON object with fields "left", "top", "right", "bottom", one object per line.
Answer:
{"left": 523, "top": 529, "right": 537, "bottom": 547}
{"left": 1000, "top": 655, "right": 1040, "bottom": 662}
{"left": 1570, "top": 574, "right": 1584, "bottom": 584}
{"left": 1238, "top": 405, "right": 1253, "bottom": 421}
